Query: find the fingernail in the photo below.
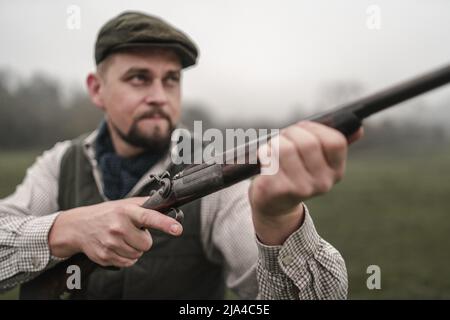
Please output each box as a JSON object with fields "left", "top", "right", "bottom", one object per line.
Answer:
{"left": 170, "top": 224, "right": 181, "bottom": 235}
{"left": 128, "top": 259, "right": 138, "bottom": 267}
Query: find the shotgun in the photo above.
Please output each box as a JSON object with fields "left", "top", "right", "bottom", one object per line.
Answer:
{"left": 19, "top": 63, "right": 450, "bottom": 299}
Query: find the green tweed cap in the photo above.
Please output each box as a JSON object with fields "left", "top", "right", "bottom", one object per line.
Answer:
{"left": 95, "top": 11, "right": 199, "bottom": 68}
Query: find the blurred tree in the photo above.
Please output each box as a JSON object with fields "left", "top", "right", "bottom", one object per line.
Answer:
{"left": 0, "top": 70, "right": 448, "bottom": 151}
{"left": 0, "top": 70, "right": 102, "bottom": 149}
{"left": 181, "top": 103, "right": 215, "bottom": 131}
{"left": 316, "top": 81, "right": 365, "bottom": 111}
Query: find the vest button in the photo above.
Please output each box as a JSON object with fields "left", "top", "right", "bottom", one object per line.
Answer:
{"left": 281, "top": 255, "right": 294, "bottom": 267}
{"left": 31, "top": 256, "right": 41, "bottom": 269}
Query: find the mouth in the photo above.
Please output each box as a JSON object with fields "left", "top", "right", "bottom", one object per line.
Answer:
{"left": 134, "top": 110, "right": 172, "bottom": 129}
{"left": 140, "top": 115, "right": 166, "bottom": 121}
{"left": 138, "top": 116, "right": 169, "bottom": 126}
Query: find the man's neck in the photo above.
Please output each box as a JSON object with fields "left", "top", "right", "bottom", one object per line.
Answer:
{"left": 106, "top": 121, "right": 145, "bottom": 158}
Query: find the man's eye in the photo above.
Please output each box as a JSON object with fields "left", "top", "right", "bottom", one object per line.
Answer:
{"left": 165, "top": 74, "right": 180, "bottom": 85}
{"left": 129, "top": 74, "right": 149, "bottom": 85}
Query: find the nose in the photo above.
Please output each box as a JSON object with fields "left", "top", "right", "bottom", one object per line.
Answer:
{"left": 144, "top": 79, "right": 168, "bottom": 107}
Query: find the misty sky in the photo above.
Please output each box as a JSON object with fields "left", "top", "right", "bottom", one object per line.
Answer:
{"left": 1, "top": 0, "right": 450, "bottom": 124}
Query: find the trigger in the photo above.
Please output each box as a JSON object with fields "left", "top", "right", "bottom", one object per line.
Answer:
{"left": 167, "top": 208, "right": 184, "bottom": 224}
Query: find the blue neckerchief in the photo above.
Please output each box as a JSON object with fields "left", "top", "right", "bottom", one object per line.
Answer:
{"left": 95, "top": 121, "right": 163, "bottom": 200}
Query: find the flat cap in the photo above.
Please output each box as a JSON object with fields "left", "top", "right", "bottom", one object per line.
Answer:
{"left": 95, "top": 11, "right": 199, "bottom": 68}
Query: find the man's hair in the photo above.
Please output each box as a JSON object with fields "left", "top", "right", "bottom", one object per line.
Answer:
{"left": 97, "top": 56, "right": 113, "bottom": 79}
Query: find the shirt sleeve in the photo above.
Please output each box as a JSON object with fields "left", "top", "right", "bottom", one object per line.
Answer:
{"left": 200, "top": 180, "right": 348, "bottom": 300}
{"left": 0, "top": 141, "right": 71, "bottom": 292}
{"left": 255, "top": 205, "right": 348, "bottom": 299}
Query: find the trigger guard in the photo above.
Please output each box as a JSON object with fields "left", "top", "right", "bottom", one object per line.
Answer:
{"left": 167, "top": 208, "right": 184, "bottom": 224}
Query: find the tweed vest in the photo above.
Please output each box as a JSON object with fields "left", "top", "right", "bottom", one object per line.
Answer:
{"left": 57, "top": 136, "right": 225, "bottom": 299}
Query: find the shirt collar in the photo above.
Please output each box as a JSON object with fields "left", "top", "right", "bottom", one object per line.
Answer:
{"left": 80, "top": 121, "right": 175, "bottom": 198}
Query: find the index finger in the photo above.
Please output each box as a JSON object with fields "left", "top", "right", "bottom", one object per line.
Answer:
{"left": 128, "top": 207, "right": 183, "bottom": 236}
{"left": 347, "top": 127, "right": 364, "bottom": 144}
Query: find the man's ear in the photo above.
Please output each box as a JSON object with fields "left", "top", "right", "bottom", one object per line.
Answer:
{"left": 86, "top": 73, "right": 105, "bottom": 110}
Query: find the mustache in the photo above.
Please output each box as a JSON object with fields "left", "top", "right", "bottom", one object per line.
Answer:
{"left": 135, "top": 109, "right": 171, "bottom": 123}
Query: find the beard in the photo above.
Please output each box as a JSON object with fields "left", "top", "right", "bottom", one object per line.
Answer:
{"left": 110, "top": 109, "right": 175, "bottom": 154}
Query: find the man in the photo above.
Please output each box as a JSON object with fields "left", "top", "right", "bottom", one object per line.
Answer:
{"left": 0, "top": 11, "right": 362, "bottom": 299}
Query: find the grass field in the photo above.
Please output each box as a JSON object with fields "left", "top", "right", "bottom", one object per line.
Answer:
{"left": 1, "top": 147, "right": 450, "bottom": 299}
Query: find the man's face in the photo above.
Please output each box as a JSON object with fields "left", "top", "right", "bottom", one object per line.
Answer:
{"left": 93, "top": 48, "right": 182, "bottom": 152}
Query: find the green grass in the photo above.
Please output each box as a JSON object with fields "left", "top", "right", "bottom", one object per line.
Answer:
{"left": 307, "top": 148, "right": 450, "bottom": 299}
{"left": 1, "top": 148, "right": 450, "bottom": 299}
{"left": 0, "top": 150, "right": 41, "bottom": 197}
